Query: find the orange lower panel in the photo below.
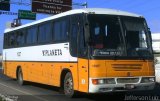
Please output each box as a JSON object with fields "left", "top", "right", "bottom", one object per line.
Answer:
{"left": 3, "top": 61, "right": 78, "bottom": 90}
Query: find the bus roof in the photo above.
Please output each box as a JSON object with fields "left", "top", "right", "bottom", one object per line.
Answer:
{"left": 4, "top": 8, "right": 142, "bottom": 33}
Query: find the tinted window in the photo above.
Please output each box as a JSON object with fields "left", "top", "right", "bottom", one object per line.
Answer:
{"left": 16, "top": 30, "right": 25, "bottom": 46}
{"left": 38, "top": 22, "right": 52, "bottom": 43}
{"left": 53, "top": 19, "right": 68, "bottom": 41}
{"left": 8, "top": 32, "right": 16, "bottom": 47}
{"left": 26, "top": 26, "right": 38, "bottom": 44}
{"left": 88, "top": 15, "right": 121, "bottom": 49}
{"left": 123, "top": 17, "right": 152, "bottom": 57}
{"left": 3, "top": 33, "right": 8, "bottom": 48}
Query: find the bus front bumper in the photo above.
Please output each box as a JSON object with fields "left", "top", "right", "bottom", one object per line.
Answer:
{"left": 89, "top": 77, "right": 155, "bottom": 93}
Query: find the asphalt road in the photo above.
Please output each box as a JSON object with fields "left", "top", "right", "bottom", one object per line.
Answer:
{"left": 0, "top": 68, "right": 160, "bottom": 101}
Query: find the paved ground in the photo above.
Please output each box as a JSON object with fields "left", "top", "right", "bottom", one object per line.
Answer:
{"left": 0, "top": 69, "right": 160, "bottom": 101}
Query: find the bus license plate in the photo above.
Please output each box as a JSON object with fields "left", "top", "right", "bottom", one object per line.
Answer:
{"left": 125, "top": 84, "right": 135, "bottom": 89}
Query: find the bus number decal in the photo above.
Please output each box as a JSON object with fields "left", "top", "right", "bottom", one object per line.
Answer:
{"left": 17, "top": 52, "right": 21, "bottom": 57}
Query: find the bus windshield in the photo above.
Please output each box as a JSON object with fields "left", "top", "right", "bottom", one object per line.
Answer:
{"left": 88, "top": 14, "right": 153, "bottom": 59}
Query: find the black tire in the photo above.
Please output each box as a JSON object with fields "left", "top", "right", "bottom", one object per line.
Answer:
{"left": 17, "top": 68, "right": 25, "bottom": 85}
{"left": 64, "top": 72, "right": 75, "bottom": 98}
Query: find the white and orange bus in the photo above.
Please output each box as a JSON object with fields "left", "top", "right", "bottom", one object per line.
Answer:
{"left": 2, "top": 8, "right": 155, "bottom": 97}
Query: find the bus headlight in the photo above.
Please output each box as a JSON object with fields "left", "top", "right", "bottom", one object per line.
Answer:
{"left": 92, "top": 78, "right": 116, "bottom": 85}
{"left": 98, "top": 79, "right": 105, "bottom": 84}
{"left": 141, "top": 77, "right": 155, "bottom": 83}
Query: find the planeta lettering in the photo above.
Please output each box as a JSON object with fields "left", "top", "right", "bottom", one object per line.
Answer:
{"left": 42, "top": 49, "right": 62, "bottom": 56}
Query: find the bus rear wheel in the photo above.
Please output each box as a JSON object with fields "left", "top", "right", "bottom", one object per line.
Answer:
{"left": 64, "top": 72, "right": 75, "bottom": 97}
{"left": 17, "top": 68, "right": 25, "bottom": 85}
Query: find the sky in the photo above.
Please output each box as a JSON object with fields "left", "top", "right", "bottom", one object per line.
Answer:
{"left": 0, "top": 0, "right": 160, "bottom": 53}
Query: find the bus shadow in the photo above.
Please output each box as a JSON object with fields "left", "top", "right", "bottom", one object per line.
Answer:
{"left": 24, "top": 82, "right": 126, "bottom": 101}
{"left": 23, "top": 82, "right": 160, "bottom": 101}
{"left": 25, "top": 81, "right": 60, "bottom": 93}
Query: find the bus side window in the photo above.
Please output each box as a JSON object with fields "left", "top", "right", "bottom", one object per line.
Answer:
{"left": 53, "top": 21, "right": 61, "bottom": 41}
{"left": 16, "top": 30, "right": 25, "bottom": 46}
{"left": 61, "top": 20, "right": 68, "bottom": 41}
{"left": 26, "top": 26, "right": 38, "bottom": 45}
{"left": 38, "top": 22, "right": 52, "bottom": 43}
{"left": 4, "top": 33, "right": 8, "bottom": 48}
{"left": 53, "top": 18, "right": 68, "bottom": 42}
{"left": 8, "top": 32, "right": 16, "bottom": 47}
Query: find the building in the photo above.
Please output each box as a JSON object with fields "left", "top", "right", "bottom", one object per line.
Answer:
{"left": 153, "top": 33, "right": 160, "bottom": 83}
{"left": 152, "top": 33, "right": 160, "bottom": 65}
{"left": 152, "top": 33, "right": 160, "bottom": 53}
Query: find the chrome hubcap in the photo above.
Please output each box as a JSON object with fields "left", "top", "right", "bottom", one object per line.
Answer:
{"left": 64, "top": 77, "right": 73, "bottom": 94}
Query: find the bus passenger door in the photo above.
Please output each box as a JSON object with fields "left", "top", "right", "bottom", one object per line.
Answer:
{"left": 70, "top": 15, "right": 89, "bottom": 92}
{"left": 77, "top": 15, "right": 89, "bottom": 93}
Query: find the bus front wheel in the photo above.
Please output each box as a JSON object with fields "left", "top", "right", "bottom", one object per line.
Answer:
{"left": 64, "top": 72, "right": 75, "bottom": 97}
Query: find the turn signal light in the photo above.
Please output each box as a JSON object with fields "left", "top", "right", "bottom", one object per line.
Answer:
{"left": 92, "top": 79, "right": 98, "bottom": 85}
{"left": 92, "top": 78, "right": 116, "bottom": 85}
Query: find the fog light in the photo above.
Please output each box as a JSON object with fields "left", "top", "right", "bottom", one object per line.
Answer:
{"left": 141, "top": 77, "right": 155, "bottom": 83}
{"left": 149, "top": 78, "right": 155, "bottom": 82}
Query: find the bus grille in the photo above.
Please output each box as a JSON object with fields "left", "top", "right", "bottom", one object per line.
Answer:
{"left": 112, "top": 64, "right": 142, "bottom": 71}
{"left": 117, "top": 78, "right": 139, "bottom": 83}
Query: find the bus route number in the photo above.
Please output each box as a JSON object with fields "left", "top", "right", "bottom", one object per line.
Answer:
{"left": 17, "top": 52, "right": 21, "bottom": 57}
